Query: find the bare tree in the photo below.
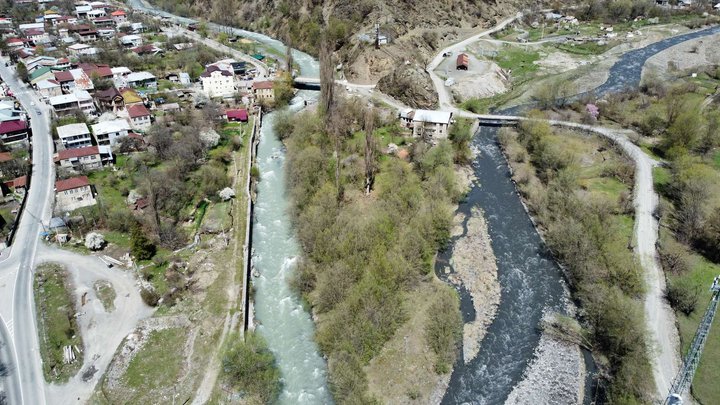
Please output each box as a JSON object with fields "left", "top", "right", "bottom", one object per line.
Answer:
{"left": 363, "top": 108, "right": 377, "bottom": 194}
{"left": 319, "top": 33, "right": 336, "bottom": 118}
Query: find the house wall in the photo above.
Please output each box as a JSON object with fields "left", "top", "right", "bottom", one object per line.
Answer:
{"left": 412, "top": 121, "right": 449, "bottom": 139}
{"left": 55, "top": 185, "right": 96, "bottom": 212}
{"left": 131, "top": 115, "right": 151, "bottom": 129}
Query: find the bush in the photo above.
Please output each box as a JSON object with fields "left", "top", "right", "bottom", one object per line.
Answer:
{"left": 221, "top": 333, "right": 280, "bottom": 403}
{"left": 425, "top": 287, "right": 462, "bottom": 374}
{"left": 666, "top": 278, "right": 699, "bottom": 316}
{"left": 140, "top": 288, "right": 160, "bottom": 307}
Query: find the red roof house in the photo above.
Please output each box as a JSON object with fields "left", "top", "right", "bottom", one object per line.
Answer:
{"left": 5, "top": 175, "right": 27, "bottom": 190}
{"left": 55, "top": 175, "right": 90, "bottom": 192}
{"left": 226, "top": 109, "right": 248, "bottom": 122}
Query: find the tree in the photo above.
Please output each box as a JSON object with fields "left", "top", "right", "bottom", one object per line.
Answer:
{"left": 15, "top": 62, "right": 28, "bottom": 83}
{"left": 130, "top": 225, "right": 156, "bottom": 261}
{"left": 363, "top": 107, "right": 377, "bottom": 194}
{"left": 666, "top": 278, "right": 700, "bottom": 316}
{"left": 319, "top": 33, "right": 336, "bottom": 117}
{"left": 449, "top": 118, "right": 474, "bottom": 164}
{"left": 273, "top": 72, "right": 295, "bottom": 107}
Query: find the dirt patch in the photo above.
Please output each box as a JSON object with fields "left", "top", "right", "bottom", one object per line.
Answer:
{"left": 444, "top": 207, "right": 500, "bottom": 364}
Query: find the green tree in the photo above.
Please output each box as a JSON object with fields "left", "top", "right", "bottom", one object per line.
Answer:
{"left": 16, "top": 62, "right": 28, "bottom": 83}
{"left": 449, "top": 118, "right": 474, "bottom": 164}
{"left": 130, "top": 225, "right": 156, "bottom": 261}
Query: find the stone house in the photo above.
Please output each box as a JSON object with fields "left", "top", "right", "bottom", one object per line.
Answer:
{"left": 54, "top": 176, "right": 96, "bottom": 212}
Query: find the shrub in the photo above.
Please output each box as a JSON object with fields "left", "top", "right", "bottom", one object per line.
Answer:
{"left": 140, "top": 288, "right": 160, "bottom": 307}
{"left": 221, "top": 333, "right": 280, "bottom": 403}
{"left": 666, "top": 278, "right": 699, "bottom": 316}
{"left": 425, "top": 287, "right": 462, "bottom": 374}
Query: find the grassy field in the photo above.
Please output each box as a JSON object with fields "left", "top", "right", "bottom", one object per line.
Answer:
{"left": 667, "top": 247, "right": 720, "bottom": 403}
{"left": 93, "top": 280, "right": 116, "bottom": 312}
{"left": 34, "top": 263, "right": 83, "bottom": 382}
{"left": 495, "top": 46, "right": 540, "bottom": 81}
{"left": 123, "top": 328, "right": 187, "bottom": 390}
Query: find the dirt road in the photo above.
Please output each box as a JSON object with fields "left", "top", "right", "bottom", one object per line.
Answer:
{"left": 39, "top": 245, "right": 154, "bottom": 404}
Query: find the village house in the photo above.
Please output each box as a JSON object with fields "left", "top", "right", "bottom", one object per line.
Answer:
{"left": 35, "top": 79, "right": 62, "bottom": 99}
{"left": 111, "top": 10, "right": 127, "bottom": 24}
{"left": 97, "top": 27, "right": 116, "bottom": 39}
{"left": 77, "top": 29, "right": 99, "bottom": 43}
{"left": 86, "top": 9, "right": 107, "bottom": 20}
{"left": 120, "top": 87, "right": 143, "bottom": 106}
{"left": 120, "top": 34, "right": 142, "bottom": 47}
{"left": 68, "top": 43, "right": 98, "bottom": 56}
{"left": 56, "top": 123, "right": 92, "bottom": 149}
{"left": 125, "top": 71, "right": 157, "bottom": 89}
{"left": 0, "top": 120, "right": 31, "bottom": 144}
{"left": 29, "top": 67, "right": 56, "bottom": 85}
{"left": 55, "top": 145, "right": 102, "bottom": 171}
{"left": 24, "top": 28, "right": 49, "bottom": 44}
{"left": 200, "top": 65, "right": 235, "bottom": 98}
{"left": 91, "top": 118, "right": 130, "bottom": 146}
{"left": 226, "top": 109, "right": 248, "bottom": 122}
{"left": 94, "top": 87, "right": 125, "bottom": 113}
{"left": 5, "top": 175, "right": 27, "bottom": 196}
{"left": 92, "top": 17, "right": 115, "bottom": 28}
{"left": 252, "top": 81, "right": 274, "bottom": 102}
{"left": 53, "top": 68, "right": 93, "bottom": 92}
{"left": 75, "top": 5, "right": 92, "bottom": 19}
{"left": 127, "top": 104, "right": 151, "bottom": 130}
{"left": 49, "top": 90, "right": 96, "bottom": 117}
{"left": 132, "top": 45, "right": 163, "bottom": 57}
{"left": 399, "top": 109, "right": 453, "bottom": 140}
{"left": 54, "top": 176, "right": 96, "bottom": 212}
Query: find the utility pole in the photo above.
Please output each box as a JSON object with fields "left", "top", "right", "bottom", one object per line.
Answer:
{"left": 374, "top": 21, "right": 380, "bottom": 50}
{"left": 664, "top": 275, "right": 720, "bottom": 405}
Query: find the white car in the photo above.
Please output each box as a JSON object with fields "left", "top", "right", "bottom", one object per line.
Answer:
{"left": 30, "top": 101, "right": 35, "bottom": 106}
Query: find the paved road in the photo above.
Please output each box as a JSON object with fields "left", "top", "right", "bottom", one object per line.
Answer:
{"left": 0, "top": 58, "right": 55, "bottom": 405}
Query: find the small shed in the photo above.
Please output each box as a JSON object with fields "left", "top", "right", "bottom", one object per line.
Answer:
{"left": 456, "top": 53, "right": 469, "bottom": 70}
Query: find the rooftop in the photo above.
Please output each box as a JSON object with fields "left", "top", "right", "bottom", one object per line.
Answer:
{"left": 411, "top": 109, "right": 452, "bottom": 124}
{"left": 57, "top": 145, "right": 99, "bottom": 160}
{"left": 0, "top": 120, "right": 28, "bottom": 134}
{"left": 126, "top": 71, "right": 156, "bottom": 82}
{"left": 252, "top": 81, "right": 273, "bottom": 90}
{"left": 127, "top": 104, "right": 150, "bottom": 118}
{"left": 56, "top": 123, "right": 90, "bottom": 139}
{"left": 55, "top": 175, "right": 90, "bottom": 192}
{"left": 91, "top": 118, "right": 130, "bottom": 134}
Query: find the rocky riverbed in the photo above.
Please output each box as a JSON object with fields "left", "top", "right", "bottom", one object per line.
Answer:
{"left": 444, "top": 206, "right": 500, "bottom": 364}
{"left": 505, "top": 313, "right": 585, "bottom": 405}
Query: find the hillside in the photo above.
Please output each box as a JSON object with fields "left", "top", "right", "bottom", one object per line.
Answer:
{"left": 149, "top": 0, "right": 528, "bottom": 106}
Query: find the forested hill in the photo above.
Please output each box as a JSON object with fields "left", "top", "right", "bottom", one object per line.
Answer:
{"left": 148, "top": 0, "right": 526, "bottom": 83}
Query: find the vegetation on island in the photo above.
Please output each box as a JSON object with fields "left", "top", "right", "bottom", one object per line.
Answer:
{"left": 275, "top": 45, "right": 467, "bottom": 401}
